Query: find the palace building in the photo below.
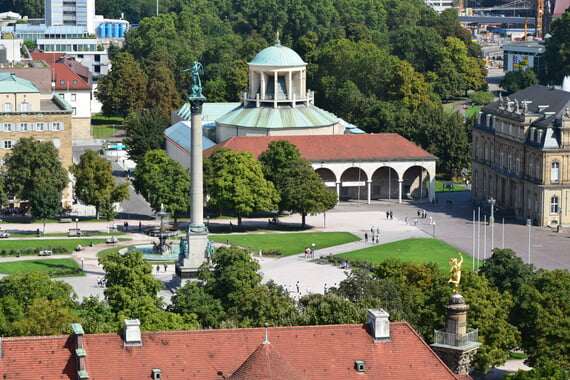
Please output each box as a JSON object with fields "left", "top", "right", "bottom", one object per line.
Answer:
{"left": 472, "top": 84, "right": 570, "bottom": 227}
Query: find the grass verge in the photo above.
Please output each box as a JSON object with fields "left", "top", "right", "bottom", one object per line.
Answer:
{"left": 0, "top": 238, "right": 131, "bottom": 257}
{"left": 0, "top": 258, "right": 83, "bottom": 277}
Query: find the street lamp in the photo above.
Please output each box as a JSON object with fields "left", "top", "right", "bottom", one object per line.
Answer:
{"left": 81, "top": 257, "right": 84, "bottom": 271}
{"left": 75, "top": 218, "right": 79, "bottom": 231}
{"left": 311, "top": 243, "right": 316, "bottom": 258}
{"left": 488, "top": 197, "right": 496, "bottom": 249}
{"left": 432, "top": 222, "right": 436, "bottom": 237}
{"left": 527, "top": 219, "right": 532, "bottom": 264}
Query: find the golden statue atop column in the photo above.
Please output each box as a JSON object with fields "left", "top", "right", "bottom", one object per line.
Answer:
{"left": 448, "top": 252, "right": 463, "bottom": 293}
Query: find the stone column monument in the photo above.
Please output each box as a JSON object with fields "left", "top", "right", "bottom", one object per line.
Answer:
{"left": 431, "top": 253, "right": 481, "bottom": 375}
{"left": 176, "top": 62, "right": 213, "bottom": 284}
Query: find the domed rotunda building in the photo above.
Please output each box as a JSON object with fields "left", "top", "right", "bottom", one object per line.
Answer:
{"left": 214, "top": 39, "right": 343, "bottom": 142}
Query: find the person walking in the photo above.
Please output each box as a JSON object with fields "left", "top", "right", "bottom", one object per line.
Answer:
{"left": 364, "top": 232, "right": 368, "bottom": 242}
{"left": 156, "top": 265, "right": 160, "bottom": 275}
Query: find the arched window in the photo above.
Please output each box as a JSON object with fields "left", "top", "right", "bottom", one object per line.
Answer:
{"left": 551, "top": 161, "right": 560, "bottom": 183}
{"left": 551, "top": 196, "right": 559, "bottom": 214}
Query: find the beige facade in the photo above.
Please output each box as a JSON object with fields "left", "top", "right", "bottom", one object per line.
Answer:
{"left": 472, "top": 85, "right": 570, "bottom": 227}
{"left": 0, "top": 83, "right": 74, "bottom": 206}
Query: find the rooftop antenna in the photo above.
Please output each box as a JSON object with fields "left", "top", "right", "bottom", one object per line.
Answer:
{"left": 263, "top": 323, "right": 270, "bottom": 344}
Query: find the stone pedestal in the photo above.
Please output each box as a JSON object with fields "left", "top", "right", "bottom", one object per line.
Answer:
{"left": 175, "top": 230, "right": 209, "bottom": 284}
{"left": 431, "top": 293, "right": 481, "bottom": 375}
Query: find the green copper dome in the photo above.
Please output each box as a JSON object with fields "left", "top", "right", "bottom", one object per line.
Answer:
{"left": 249, "top": 41, "right": 306, "bottom": 67}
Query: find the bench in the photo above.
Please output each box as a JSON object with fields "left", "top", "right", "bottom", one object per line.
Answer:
{"left": 38, "top": 249, "right": 52, "bottom": 256}
{"left": 317, "top": 258, "right": 328, "bottom": 265}
{"left": 69, "top": 228, "right": 81, "bottom": 237}
{"left": 60, "top": 218, "right": 72, "bottom": 223}
{"left": 106, "top": 237, "right": 117, "bottom": 244}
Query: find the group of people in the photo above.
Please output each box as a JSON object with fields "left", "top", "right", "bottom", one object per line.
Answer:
{"left": 155, "top": 264, "right": 168, "bottom": 274}
{"left": 304, "top": 247, "right": 314, "bottom": 258}
{"left": 385, "top": 210, "right": 394, "bottom": 219}
{"left": 365, "top": 226, "right": 381, "bottom": 244}
{"left": 96, "top": 276, "right": 106, "bottom": 288}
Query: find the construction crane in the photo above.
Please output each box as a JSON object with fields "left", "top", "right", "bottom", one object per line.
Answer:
{"left": 537, "top": 0, "right": 544, "bottom": 38}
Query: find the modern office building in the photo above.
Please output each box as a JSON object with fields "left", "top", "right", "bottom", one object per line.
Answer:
{"left": 45, "top": 0, "right": 96, "bottom": 34}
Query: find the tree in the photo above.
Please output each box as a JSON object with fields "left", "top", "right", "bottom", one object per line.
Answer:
{"left": 71, "top": 149, "right": 130, "bottom": 220}
{"left": 297, "top": 293, "right": 364, "bottom": 325}
{"left": 132, "top": 150, "right": 190, "bottom": 223}
{"left": 4, "top": 138, "right": 68, "bottom": 214}
{"left": 95, "top": 52, "right": 148, "bottom": 117}
{"left": 9, "top": 299, "right": 79, "bottom": 336}
{"left": 144, "top": 53, "right": 181, "bottom": 117}
{"left": 469, "top": 91, "right": 495, "bottom": 105}
{"left": 29, "top": 185, "right": 62, "bottom": 233}
{"left": 543, "top": 9, "right": 570, "bottom": 84}
{"left": 0, "top": 272, "right": 77, "bottom": 336}
{"left": 278, "top": 159, "right": 337, "bottom": 227}
{"left": 168, "top": 281, "right": 225, "bottom": 328}
{"left": 499, "top": 69, "right": 538, "bottom": 93}
{"left": 78, "top": 296, "right": 117, "bottom": 334}
{"left": 99, "top": 251, "right": 163, "bottom": 316}
{"left": 516, "top": 269, "right": 570, "bottom": 370}
{"left": 460, "top": 270, "right": 521, "bottom": 373}
{"left": 478, "top": 248, "right": 536, "bottom": 300}
{"left": 507, "top": 360, "right": 570, "bottom": 380}
{"left": 206, "top": 149, "right": 279, "bottom": 225}
{"left": 258, "top": 140, "right": 302, "bottom": 185}
{"left": 123, "top": 108, "right": 169, "bottom": 163}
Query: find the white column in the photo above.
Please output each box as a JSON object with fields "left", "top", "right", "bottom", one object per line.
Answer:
{"left": 367, "top": 181, "right": 371, "bottom": 204}
{"left": 398, "top": 179, "right": 403, "bottom": 204}
{"left": 273, "top": 71, "right": 278, "bottom": 108}
{"left": 190, "top": 110, "right": 204, "bottom": 227}
{"left": 429, "top": 176, "right": 436, "bottom": 202}
{"left": 336, "top": 182, "right": 340, "bottom": 200}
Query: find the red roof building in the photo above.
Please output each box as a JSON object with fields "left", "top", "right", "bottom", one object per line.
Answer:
{"left": 201, "top": 134, "right": 437, "bottom": 203}
{"left": 0, "top": 310, "right": 471, "bottom": 380}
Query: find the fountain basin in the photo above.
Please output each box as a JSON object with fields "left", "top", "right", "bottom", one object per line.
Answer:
{"left": 129, "top": 245, "right": 180, "bottom": 261}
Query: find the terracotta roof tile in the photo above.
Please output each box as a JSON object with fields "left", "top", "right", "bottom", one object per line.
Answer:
{"left": 1, "top": 323, "right": 468, "bottom": 380}
{"left": 205, "top": 134, "right": 437, "bottom": 162}
{"left": 229, "top": 341, "right": 309, "bottom": 380}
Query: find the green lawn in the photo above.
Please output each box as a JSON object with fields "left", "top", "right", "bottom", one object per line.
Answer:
{"left": 434, "top": 180, "right": 469, "bottom": 193}
{"left": 209, "top": 232, "right": 360, "bottom": 256}
{"left": 91, "top": 114, "right": 124, "bottom": 139}
{"left": 0, "top": 238, "right": 131, "bottom": 256}
{"left": 465, "top": 105, "right": 481, "bottom": 118}
{"left": 335, "top": 238, "right": 479, "bottom": 271}
{"left": 0, "top": 258, "right": 83, "bottom": 277}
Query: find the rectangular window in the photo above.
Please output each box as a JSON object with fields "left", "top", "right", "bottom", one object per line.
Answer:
{"left": 71, "top": 93, "right": 77, "bottom": 101}
{"left": 3, "top": 103, "right": 12, "bottom": 112}
{"left": 36, "top": 122, "right": 45, "bottom": 131}
{"left": 18, "top": 123, "right": 29, "bottom": 132}
{"left": 3, "top": 123, "right": 12, "bottom": 132}
{"left": 51, "top": 122, "right": 63, "bottom": 131}
{"left": 551, "top": 162, "right": 560, "bottom": 183}
{"left": 4, "top": 140, "right": 12, "bottom": 149}
{"left": 551, "top": 196, "right": 559, "bottom": 214}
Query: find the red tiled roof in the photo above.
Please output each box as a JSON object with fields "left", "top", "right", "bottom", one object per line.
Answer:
{"left": 0, "top": 322, "right": 467, "bottom": 380}
{"left": 50, "top": 63, "right": 91, "bottom": 91}
{"left": 30, "top": 51, "right": 92, "bottom": 89}
{"left": 229, "top": 341, "right": 309, "bottom": 380}
{"left": 205, "top": 134, "right": 437, "bottom": 162}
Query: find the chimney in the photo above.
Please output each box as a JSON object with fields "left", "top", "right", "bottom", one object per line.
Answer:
{"left": 368, "top": 309, "right": 390, "bottom": 342}
{"left": 72, "top": 323, "right": 89, "bottom": 379}
{"left": 124, "top": 319, "right": 142, "bottom": 346}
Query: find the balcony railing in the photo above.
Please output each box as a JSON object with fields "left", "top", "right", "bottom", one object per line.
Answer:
{"left": 433, "top": 328, "right": 479, "bottom": 347}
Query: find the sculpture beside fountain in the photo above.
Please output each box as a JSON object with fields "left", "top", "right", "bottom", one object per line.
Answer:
{"left": 145, "top": 204, "right": 179, "bottom": 255}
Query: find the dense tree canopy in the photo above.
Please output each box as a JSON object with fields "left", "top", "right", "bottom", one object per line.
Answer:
{"left": 95, "top": 52, "right": 147, "bottom": 117}
{"left": 71, "top": 149, "right": 130, "bottom": 220}
{"left": 132, "top": 149, "right": 190, "bottom": 223}
{"left": 123, "top": 107, "right": 169, "bottom": 163}
{"left": 205, "top": 149, "right": 279, "bottom": 225}
{"left": 499, "top": 69, "right": 538, "bottom": 93}
{"left": 543, "top": 9, "right": 570, "bottom": 84}
{"left": 4, "top": 138, "right": 68, "bottom": 215}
